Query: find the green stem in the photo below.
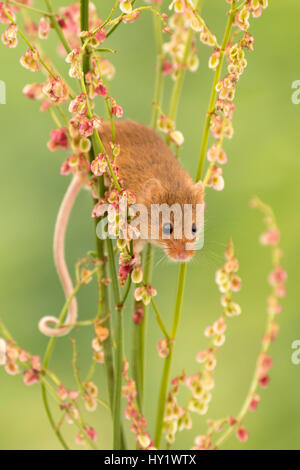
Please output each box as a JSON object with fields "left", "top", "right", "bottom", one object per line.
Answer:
{"left": 151, "top": 298, "right": 170, "bottom": 340}
{"left": 40, "top": 386, "right": 69, "bottom": 450}
{"left": 153, "top": 0, "right": 205, "bottom": 450}
{"left": 119, "top": 277, "right": 132, "bottom": 308}
{"left": 106, "top": 238, "right": 124, "bottom": 450}
{"left": 154, "top": 263, "right": 187, "bottom": 449}
{"left": 132, "top": 244, "right": 153, "bottom": 412}
{"left": 80, "top": 0, "right": 122, "bottom": 448}
{"left": 95, "top": 48, "right": 117, "bottom": 54}
{"left": 132, "top": 3, "right": 165, "bottom": 414}
{"left": 80, "top": 0, "right": 90, "bottom": 74}
{"left": 94, "top": 231, "right": 115, "bottom": 412}
{"left": 44, "top": 0, "right": 72, "bottom": 54}
{"left": 196, "top": 1, "right": 237, "bottom": 182}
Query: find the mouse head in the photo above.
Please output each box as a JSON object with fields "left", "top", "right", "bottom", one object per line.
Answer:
{"left": 136, "top": 178, "right": 204, "bottom": 262}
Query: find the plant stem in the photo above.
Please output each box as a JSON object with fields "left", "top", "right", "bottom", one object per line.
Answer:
{"left": 151, "top": 298, "right": 170, "bottom": 340}
{"left": 44, "top": 0, "right": 72, "bottom": 54}
{"left": 154, "top": 263, "right": 187, "bottom": 448}
{"left": 106, "top": 238, "right": 124, "bottom": 450}
{"left": 80, "top": 0, "right": 123, "bottom": 448}
{"left": 119, "top": 277, "right": 132, "bottom": 308}
{"left": 131, "top": 4, "right": 165, "bottom": 413}
{"left": 40, "top": 386, "right": 69, "bottom": 449}
{"left": 153, "top": 0, "right": 205, "bottom": 449}
{"left": 94, "top": 230, "right": 115, "bottom": 411}
{"left": 196, "top": 1, "right": 237, "bottom": 182}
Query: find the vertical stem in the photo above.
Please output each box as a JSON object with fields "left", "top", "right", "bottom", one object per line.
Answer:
{"left": 41, "top": 385, "right": 69, "bottom": 449}
{"left": 132, "top": 5, "right": 164, "bottom": 413}
{"left": 154, "top": 263, "right": 187, "bottom": 449}
{"left": 80, "top": 0, "right": 90, "bottom": 74}
{"left": 80, "top": 0, "right": 123, "bottom": 448}
{"left": 132, "top": 244, "right": 153, "bottom": 412}
{"left": 153, "top": 0, "right": 203, "bottom": 450}
{"left": 196, "top": 1, "right": 236, "bottom": 182}
{"left": 94, "top": 226, "right": 115, "bottom": 411}
{"left": 106, "top": 238, "right": 124, "bottom": 450}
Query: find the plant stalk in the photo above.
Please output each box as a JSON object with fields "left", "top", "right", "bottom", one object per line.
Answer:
{"left": 196, "top": 1, "right": 237, "bottom": 182}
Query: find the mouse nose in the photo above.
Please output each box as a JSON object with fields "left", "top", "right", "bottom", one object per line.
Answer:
{"left": 175, "top": 252, "right": 192, "bottom": 261}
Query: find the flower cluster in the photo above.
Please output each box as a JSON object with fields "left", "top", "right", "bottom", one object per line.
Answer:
{"left": 162, "top": 371, "right": 191, "bottom": 444}
{"left": 164, "top": 0, "right": 218, "bottom": 79}
{"left": 157, "top": 112, "right": 184, "bottom": 146}
{"left": 43, "top": 76, "right": 69, "bottom": 105}
{"left": 0, "top": 326, "right": 102, "bottom": 448}
{"left": 58, "top": 384, "right": 98, "bottom": 446}
{"left": 122, "top": 359, "right": 154, "bottom": 449}
{"left": 193, "top": 200, "right": 285, "bottom": 449}
{"left": 58, "top": 3, "right": 101, "bottom": 54}
{"left": 134, "top": 284, "right": 157, "bottom": 306}
{"left": 233, "top": 0, "right": 268, "bottom": 31}
{"left": 162, "top": 13, "right": 198, "bottom": 79}
{"left": 214, "top": 238, "right": 242, "bottom": 317}
{"left": 0, "top": 338, "right": 42, "bottom": 385}
{"left": 205, "top": 1, "right": 268, "bottom": 192}
{"left": 91, "top": 186, "right": 141, "bottom": 281}
{"left": 162, "top": 239, "right": 241, "bottom": 445}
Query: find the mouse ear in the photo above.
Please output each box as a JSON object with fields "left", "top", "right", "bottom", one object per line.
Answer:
{"left": 193, "top": 180, "right": 204, "bottom": 203}
{"left": 138, "top": 178, "right": 165, "bottom": 204}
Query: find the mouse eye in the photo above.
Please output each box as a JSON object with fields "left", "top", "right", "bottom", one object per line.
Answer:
{"left": 162, "top": 223, "right": 173, "bottom": 235}
{"left": 192, "top": 223, "right": 197, "bottom": 235}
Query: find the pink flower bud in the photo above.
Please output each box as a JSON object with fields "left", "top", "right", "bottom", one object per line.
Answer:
{"left": 260, "top": 229, "right": 280, "bottom": 246}
{"left": 23, "top": 83, "right": 44, "bottom": 100}
{"left": 23, "top": 368, "right": 40, "bottom": 386}
{"left": 157, "top": 338, "right": 170, "bottom": 358}
{"left": 237, "top": 426, "right": 249, "bottom": 442}
{"left": 86, "top": 426, "right": 98, "bottom": 442}
{"left": 0, "top": 3, "right": 16, "bottom": 24}
{"left": 48, "top": 128, "right": 69, "bottom": 151}
{"left": 162, "top": 59, "right": 173, "bottom": 75}
{"left": 132, "top": 306, "right": 144, "bottom": 324}
{"left": 38, "top": 17, "right": 50, "bottom": 40}
{"left": 249, "top": 394, "right": 261, "bottom": 411}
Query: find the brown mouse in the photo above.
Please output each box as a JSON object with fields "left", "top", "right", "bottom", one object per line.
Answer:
{"left": 99, "top": 120, "right": 204, "bottom": 262}
{"left": 39, "top": 120, "right": 204, "bottom": 337}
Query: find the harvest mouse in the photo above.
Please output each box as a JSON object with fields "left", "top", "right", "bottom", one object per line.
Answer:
{"left": 100, "top": 120, "right": 204, "bottom": 262}
{"left": 39, "top": 120, "right": 204, "bottom": 336}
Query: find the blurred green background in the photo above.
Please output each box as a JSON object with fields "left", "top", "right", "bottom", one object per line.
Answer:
{"left": 0, "top": 0, "right": 299, "bottom": 450}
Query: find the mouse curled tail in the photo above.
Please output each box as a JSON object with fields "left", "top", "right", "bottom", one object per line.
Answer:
{"left": 39, "top": 173, "right": 83, "bottom": 337}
